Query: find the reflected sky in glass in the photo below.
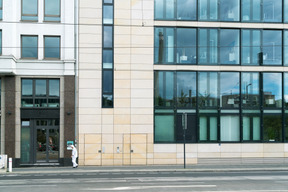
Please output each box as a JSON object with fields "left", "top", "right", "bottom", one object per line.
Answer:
{"left": 49, "top": 80, "right": 59, "bottom": 97}
{"left": 22, "top": 36, "right": 38, "bottom": 58}
{"left": 36, "top": 80, "right": 47, "bottom": 97}
{"left": 22, "top": 79, "right": 33, "bottom": 96}
{"left": 44, "top": 37, "right": 60, "bottom": 59}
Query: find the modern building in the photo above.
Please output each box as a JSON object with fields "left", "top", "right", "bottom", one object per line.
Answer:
{"left": 78, "top": 0, "right": 288, "bottom": 166}
{"left": 0, "top": 0, "right": 76, "bottom": 166}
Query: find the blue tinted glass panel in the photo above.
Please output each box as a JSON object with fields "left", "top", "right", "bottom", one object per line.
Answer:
{"left": 104, "top": 26, "right": 113, "bottom": 48}
{"left": 104, "top": 0, "right": 113, "bottom": 3}
{"left": 284, "top": 31, "right": 288, "bottom": 65}
{"left": 22, "top": 36, "right": 38, "bottom": 58}
{"left": 177, "top": 0, "right": 196, "bottom": 20}
{"left": 199, "top": 0, "right": 218, "bottom": 20}
{"left": 198, "top": 72, "right": 218, "bottom": 108}
{"left": 0, "top": 0, "right": 2, "bottom": 20}
{"left": 220, "top": 72, "right": 240, "bottom": 108}
{"left": 154, "top": 28, "right": 175, "bottom": 64}
{"left": 242, "top": 0, "right": 261, "bottom": 22}
{"left": 22, "top": 0, "right": 38, "bottom": 21}
{"left": 176, "top": 28, "right": 196, "bottom": 64}
{"left": 177, "top": 72, "right": 196, "bottom": 107}
{"left": 166, "top": 0, "right": 175, "bottom": 19}
{"left": 262, "top": 30, "right": 282, "bottom": 65}
{"left": 36, "top": 80, "right": 47, "bottom": 97}
{"left": 155, "top": 0, "right": 164, "bottom": 19}
{"left": 241, "top": 30, "right": 261, "bottom": 65}
{"left": 45, "top": 0, "right": 60, "bottom": 21}
{"left": 263, "top": 0, "right": 282, "bottom": 22}
{"left": 155, "top": 71, "right": 174, "bottom": 107}
{"left": 103, "top": 49, "right": 113, "bottom": 69}
{"left": 285, "top": 0, "right": 288, "bottom": 22}
{"left": 220, "top": 0, "right": 240, "bottom": 21}
{"left": 241, "top": 73, "right": 260, "bottom": 108}
{"left": 22, "top": 79, "right": 33, "bottom": 96}
{"left": 44, "top": 36, "right": 60, "bottom": 59}
{"left": 198, "top": 28, "right": 218, "bottom": 65}
{"left": 103, "top": 5, "right": 113, "bottom": 24}
{"left": 220, "top": 29, "right": 239, "bottom": 65}
{"left": 103, "top": 70, "right": 113, "bottom": 93}
{"left": 263, "top": 73, "right": 282, "bottom": 108}
{"left": 284, "top": 73, "right": 288, "bottom": 107}
{"left": 49, "top": 80, "right": 60, "bottom": 97}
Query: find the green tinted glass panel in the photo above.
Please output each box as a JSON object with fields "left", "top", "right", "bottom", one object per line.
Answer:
{"left": 21, "top": 127, "right": 30, "bottom": 163}
{"left": 155, "top": 115, "right": 175, "bottom": 142}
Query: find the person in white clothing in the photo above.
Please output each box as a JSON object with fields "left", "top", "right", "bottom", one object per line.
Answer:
{"left": 70, "top": 145, "right": 78, "bottom": 168}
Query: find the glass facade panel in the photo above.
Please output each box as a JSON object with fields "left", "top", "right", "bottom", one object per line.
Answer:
{"left": 263, "top": 0, "right": 282, "bottom": 22}
{"left": 103, "top": 50, "right": 113, "bottom": 69}
{"left": 220, "top": 72, "right": 240, "bottom": 108}
{"left": 263, "top": 73, "right": 282, "bottom": 108}
{"left": 155, "top": 28, "right": 175, "bottom": 64}
{"left": 155, "top": 71, "right": 174, "bottom": 107}
{"left": 220, "top": 29, "right": 240, "bottom": 64}
{"left": 285, "top": 112, "right": 288, "bottom": 141}
{"left": 285, "top": 0, "right": 288, "bottom": 23}
{"left": 0, "top": 0, "right": 2, "bottom": 20}
{"left": 263, "top": 30, "right": 282, "bottom": 65}
{"left": 198, "top": 28, "right": 218, "bottom": 65}
{"left": 177, "top": 0, "right": 196, "bottom": 20}
{"left": 285, "top": 73, "right": 288, "bottom": 107}
{"left": 176, "top": 28, "right": 196, "bottom": 64}
{"left": 155, "top": 0, "right": 174, "bottom": 19}
{"left": 36, "top": 80, "right": 47, "bottom": 97}
{"left": 22, "top": 36, "right": 38, "bottom": 59}
{"left": 103, "top": 70, "right": 113, "bottom": 93}
{"left": 242, "top": 0, "right": 261, "bottom": 22}
{"left": 199, "top": 0, "right": 218, "bottom": 21}
{"left": 241, "top": 73, "right": 260, "bottom": 108}
{"left": 103, "top": 5, "right": 113, "bottom": 24}
{"left": 44, "top": 36, "right": 60, "bottom": 59}
{"left": 102, "top": 94, "right": 113, "bottom": 107}
{"left": 22, "top": 0, "right": 38, "bottom": 21}
{"left": 44, "top": 0, "right": 60, "bottom": 21}
{"left": 241, "top": 30, "right": 261, "bottom": 65}
{"left": 155, "top": 114, "right": 175, "bottom": 142}
{"left": 198, "top": 72, "right": 218, "bottom": 108}
{"left": 220, "top": 115, "right": 240, "bottom": 141}
{"left": 21, "top": 126, "right": 30, "bottom": 163}
{"left": 103, "top": 26, "right": 113, "bottom": 48}
{"left": 220, "top": 0, "right": 240, "bottom": 21}
{"left": 0, "top": 31, "right": 2, "bottom": 55}
{"left": 243, "top": 114, "right": 260, "bottom": 141}
{"left": 263, "top": 114, "right": 282, "bottom": 142}
{"left": 199, "top": 116, "right": 218, "bottom": 141}
{"left": 284, "top": 31, "right": 288, "bottom": 66}
{"left": 176, "top": 72, "right": 196, "bottom": 108}
{"left": 22, "top": 79, "right": 33, "bottom": 96}
{"left": 49, "top": 80, "right": 59, "bottom": 97}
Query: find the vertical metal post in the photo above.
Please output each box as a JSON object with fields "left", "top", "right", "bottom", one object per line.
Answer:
{"left": 182, "top": 113, "right": 187, "bottom": 169}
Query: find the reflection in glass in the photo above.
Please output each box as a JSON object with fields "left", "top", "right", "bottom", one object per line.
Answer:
{"left": 44, "top": 36, "right": 60, "bottom": 59}
{"left": 198, "top": 28, "right": 218, "bottom": 65}
{"left": 22, "top": 79, "right": 33, "bottom": 96}
{"left": 154, "top": 28, "right": 174, "bottom": 64}
{"left": 22, "top": 0, "right": 38, "bottom": 20}
{"left": 155, "top": 114, "right": 175, "bottom": 142}
{"left": 263, "top": 0, "right": 282, "bottom": 22}
{"left": 243, "top": 114, "right": 260, "bottom": 141}
{"left": 242, "top": 0, "right": 261, "bottom": 22}
{"left": 241, "top": 30, "right": 261, "bottom": 65}
{"left": 263, "top": 114, "right": 282, "bottom": 142}
{"left": 285, "top": 73, "right": 288, "bottom": 107}
{"left": 49, "top": 80, "right": 60, "bottom": 97}
{"left": 263, "top": 73, "right": 282, "bottom": 108}
{"left": 176, "top": 28, "right": 196, "bottom": 64}
{"left": 220, "top": 29, "right": 239, "bottom": 64}
{"left": 220, "top": 72, "right": 240, "bottom": 108}
{"left": 241, "top": 73, "right": 260, "bottom": 108}
{"left": 198, "top": 0, "right": 218, "bottom": 20}
{"left": 285, "top": 0, "right": 288, "bottom": 23}
{"left": 220, "top": 0, "right": 240, "bottom": 21}
{"left": 37, "top": 129, "right": 47, "bottom": 162}
{"left": 21, "top": 127, "right": 30, "bottom": 163}
{"left": 103, "top": 5, "right": 113, "bottom": 24}
{"left": 263, "top": 30, "right": 282, "bottom": 65}
{"left": 44, "top": 0, "right": 60, "bottom": 21}
{"left": 102, "top": 94, "right": 113, "bottom": 107}
{"left": 220, "top": 115, "right": 240, "bottom": 141}
{"left": 177, "top": 72, "right": 196, "bottom": 107}
{"left": 155, "top": 71, "right": 174, "bottom": 107}
{"left": 22, "top": 36, "right": 38, "bottom": 58}
{"left": 48, "top": 129, "right": 59, "bottom": 161}
{"left": 284, "top": 31, "right": 288, "bottom": 66}
{"left": 177, "top": 0, "right": 196, "bottom": 20}
{"left": 285, "top": 113, "right": 288, "bottom": 141}
{"left": 103, "top": 70, "right": 113, "bottom": 93}
{"left": 199, "top": 116, "right": 217, "bottom": 141}
{"left": 155, "top": 0, "right": 174, "bottom": 19}
{"left": 103, "top": 50, "right": 113, "bottom": 69}
{"left": 36, "top": 80, "right": 47, "bottom": 97}
{"left": 198, "top": 72, "right": 218, "bottom": 108}
{"left": 103, "top": 26, "right": 113, "bottom": 48}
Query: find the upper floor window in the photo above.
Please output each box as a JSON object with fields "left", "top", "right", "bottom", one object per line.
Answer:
{"left": 0, "top": 0, "right": 3, "bottom": 20}
{"left": 44, "top": 36, "right": 60, "bottom": 59}
{"left": 22, "top": 0, "right": 38, "bottom": 21}
{"left": 44, "top": 0, "right": 61, "bottom": 22}
{"left": 21, "top": 79, "right": 60, "bottom": 108}
{"left": 21, "top": 35, "right": 38, "bottom": 59}
{"left": 0, "top": 31, "right": 2, "bottom": 55}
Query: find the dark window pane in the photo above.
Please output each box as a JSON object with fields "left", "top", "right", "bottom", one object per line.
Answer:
{"left": 285, "top": 73, "right": 288, "bottom": 107}
{"left": 220, "top": 29, "right": 239, "bottom": 64}
{"left": 198, "top": 0, "right": 218, "bottom": 20}
{"left": 241, "top": 73, "right": 260, "bottom": 108}
{"left": 103, "top": 5, "right": 113, "bottom": 24}
{"left": 103, "top": 70, "right": 113, "bottom": 93}
{"left": 44, "top": 36, "right": 60, "bottom": 59}
{"left": 48, "top": 99, "right": 59, "bottom": 107}
{"left": 154, "top": 0, "right": 174, "bottom": 19}
{"left": 104, "top": 26, "right": 113, "bottom": 48}
{"left": 220, "top": 0, "right": 240, "bottom": 21}
{"left": 177, "top": 72, "right": 196, "bottom": 107}
{"left": 103, "top": 49, "right": 113, "bottom": 69}
{"left": 220, "top": 72, "right": 240, "bottom": 108}
{"left": 35, "top": 80, "right": 47, "bottom": 97}
{"left": 263, "top": 0, "right": 282, "bottom": 22}
{"left": 49, "top": 80, "right": 60, "bottom": 97}
{"left": 102, "top": 94, "right": 113, "bottom": 107}
{"left": 263, "top": 73, "right": 282, "bottom": 108}
{"left": 22, "top": 36, "right": 38, "bottom": 58}
{"left": 177, "top": 0, "right": 196, "bottom": 20}
{"left": 155, "top": 114, "right": 175, "bottom": 142}
{"left": 155, "top": 71, "right": 174, "bottom": 108}
{"left": 22, "top": 0, "right": 38, "bottom": 20}
{"left": 263, "top": 30, "right": 282, "bottom": 65}
{"left": 176, "top": 28, "right": 196, "bottom": 64}
{"left": 22, "top": 79, "right": 33, "bottom": 96}
{"left": 44, "top": 0, "right": 60, "bottom": 21}
{"left": 198, "top": 72, "right": 218, "bottom": 108}
{"left": 21, "top": 127, "right": 31, "bottom": 163}
{"left": 285, "top": 112, "right": 288, "bottom": 141}
{"left": 154, "top": 28, "right": 174, "bottom": 64}
{"left": 242, "top": 112, "right": 260, "bottom": 141}
{"left": 35, "top": 99, "right": 47, "bottom": 107}
{"left": 22, "top": 98, "right": 33, "bottom": 107}
{"left": 263, "top": 114, "right": 282, "bottom": 142}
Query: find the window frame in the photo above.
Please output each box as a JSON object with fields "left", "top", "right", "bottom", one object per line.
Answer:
{"left": 43, "top": 35, "right": 61, "bottom": 60}
{"left": 21, "top": 35, "right": 38, "bottom": 59}
{"left": 21, "top": 0, "right": 38, "bottom": 21}
{"left": 44, "top": 0, "right": 61, "bottom": 22}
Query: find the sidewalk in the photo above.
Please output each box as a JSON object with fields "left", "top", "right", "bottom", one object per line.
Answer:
{"left": 4, "top": 163, "right": 288, "bottom": 174}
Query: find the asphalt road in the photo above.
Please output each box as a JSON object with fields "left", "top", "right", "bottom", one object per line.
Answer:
{"left": 0, "top": 170, "right": 288, "bottom": 192}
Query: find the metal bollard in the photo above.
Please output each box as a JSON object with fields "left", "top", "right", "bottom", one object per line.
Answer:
{"left": 8, "top": 158, "right": 12, "bottom": 172}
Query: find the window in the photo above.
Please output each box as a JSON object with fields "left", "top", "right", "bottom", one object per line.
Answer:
{"left": 220, "top": 29, "right": 240, "bottom": 65}
{"left": 241, "top": 73, "right": 260, "bottom": 108}
{"left": 242, "top": 112, "right": 260, "bottom": 141}
{"left": 284, "top": 73, "right": 288, "bottom": 107}
{"left": 241, "top": 30, "right": 261, "bottom": 65}
{"left": 263, "top": 73, "right": 282, "bottom": 108}
{"left": 177, "top": 0, "right": 196, "bottom": 20}
{"left": 262, "top": 30, "right": 282, "bottom": 65}
{"left": 220, "top": 115, "right": 240, "bottom": 141}
{"left": 263, "top": 0, "right": 282, "bottom": 22}
{"left": 198, "top": 28, "right": 218, "bottom": 65}
{"left": 155, "top": 0, "right": 175, "bottom": 20}
{"left": 0, "top": 0, "right": 2, "bottom": 20}
{"left": 284, "top": 31, "right": 288, "bottom": 66}
{"left": 219, "top": 0, "right": 240, "bottom": 21}
{"left": 21, "top": 79, "right": 60, "bottom": 108}
{"left": 44, "top": 36, "right": 60, "bottom": 59}
{"left": 220, "top": 72, "right": 240, "bottom": 108}
{"left": 154, "top": 27, "right": 174, "bottom": 64}
{"left": 155, "top": 114, "right": 175, "bottom": 142}
{"left": 176, "top": 72, "right": 196, "bottom": 108}
{"left": 176, "top": 28, "right": 196, "bottom": 64}
{"left": 199, "top": 115, "right": 218, "bottom": 141}
{"left": 199, "top": 0, "right": 218, "bottom": 21}
{"left": 103, "top": 4, "right": 113, "bottom": 24}
{"left": 198, "top": 72, "right": 218, "bottom": 108}
{"left": 155, "top": 71, "right": 174, "bottom": 108}
{"left": 22, "top": 0, "right": 38, "bottom": 21}
{"left": 242, "top": 0, "right": 261, "bottom": 22}
{"left": 21, "top": 35, "right": 38, "bottom": 59}
{"left": 263, "top": 113, "right": 282, "bottom": 142}
{"left": 44, "top": 0, "right": 60, "bottom": 22}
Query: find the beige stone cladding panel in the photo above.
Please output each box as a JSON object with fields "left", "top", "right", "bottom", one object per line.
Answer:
{"left": 79, "top": 0, "right": 102, "bottom": 24}
{"left": 153, "top": 144, "right": 177, "bottom": 165}
{"left": 241, "top": 144, "right": 264, "bottom": 158}
{"left": 197, "top": 144, "right": 221, "bottom": 158}
{"left": 176, "top": 144, "right": 197, "bottom": 165}
{"left": 83, "top": 134, "right": 102, "bottom": 166}
{"left": 263, "top": 144, "right": 285, "bottom": 157}
{"left": 130, "top": 134, "right": 147, "bottom": 165}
